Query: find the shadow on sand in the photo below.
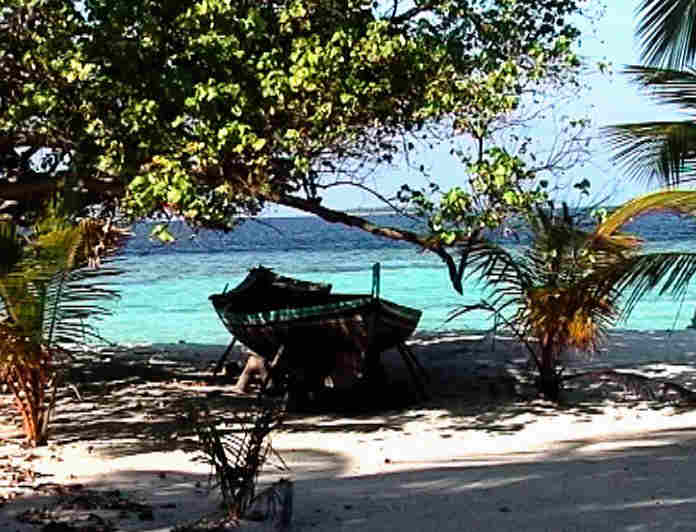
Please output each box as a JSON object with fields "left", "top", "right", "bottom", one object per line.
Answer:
{"left": 283, "top": 431, "right": 696, "bottom": 532}
{"left": 1, "top": 334, "right": 695, "bottom": 460}
{"left": 5, "top": 435, "right": 696, "bottom": 532}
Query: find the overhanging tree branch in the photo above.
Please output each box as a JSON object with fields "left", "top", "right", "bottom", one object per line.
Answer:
{"left": 265, "top": 191, "right": 466, "bottom": 293}
{"left": 316, "top": 180, "right": 417, "bottom": 219}
{"left": 0, "top": 176, "right": 124, "bottom": 201}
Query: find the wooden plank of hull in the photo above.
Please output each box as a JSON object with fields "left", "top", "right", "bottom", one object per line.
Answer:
{"left": 223, "top": 301, "right": 418, "bottom": 385}
{"left": 224, "top": 300, "right": 419, "bottom": 359}
{"left": 230, "top": 313, "right": 370, "bottom": 360}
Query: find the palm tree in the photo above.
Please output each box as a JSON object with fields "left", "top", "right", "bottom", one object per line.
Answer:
{"left": 0, "top": 213, "right": 128, "bottom": 446}
{"left": 449, "top": 203, "right": 639, "bottom": 400}
{"left": 604, "top": 0, "right": 696, "bottom": 185}
{"left": 451, "top": 191, "right": 696, "bottom": 401}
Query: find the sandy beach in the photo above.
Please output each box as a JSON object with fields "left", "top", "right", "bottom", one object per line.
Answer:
{"left": 3, "top": 329, "right": 696, "bottom": 531}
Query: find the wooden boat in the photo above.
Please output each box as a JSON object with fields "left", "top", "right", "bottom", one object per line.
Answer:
{"left": 216, "top": 292, "right": 421, "bottom": 359}
{"left": 210, "top": 265, "right": 424, "bottom": 393}
{"left": 209, "top": 265, "right": 332, "bottom": 316}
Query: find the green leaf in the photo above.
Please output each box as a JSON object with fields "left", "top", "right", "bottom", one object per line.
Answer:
{"left": 167, "top": 189, "right": 183, "bottom": 205}
{"left": 150, "top": 224, "right": 176, "bottom": 244}
{"left": 252, "top": 138, "right": 267, "bottom": 151}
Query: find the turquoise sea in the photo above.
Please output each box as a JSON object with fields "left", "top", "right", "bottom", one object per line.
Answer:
{"left": 93, "top": 212, "right": 696, "bottom": 346}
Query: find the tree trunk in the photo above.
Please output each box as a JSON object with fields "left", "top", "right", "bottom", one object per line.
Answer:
{"left": 7, "top": 362, "right": 52, "bottom": 446}
{"left": 3, "top": 343, "right": 54, "bottom": 447}
{"left": 536, "top": 342, "right": 561, "bottom": 401}
{"left": 536, "top": 368, "right": 561, "bottom": 402}
{"left": 266, "top": 192, "right": 467, "bottom": 293}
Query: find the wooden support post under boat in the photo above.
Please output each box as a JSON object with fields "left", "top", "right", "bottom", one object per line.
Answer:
{"left": 396, "top": 342, "right": 429, "bottom": 400}
{"left": 261, "top": 345, "right": 286, "bottom": 393}
{"left": 402, "top": 342, "right": 429, "bottom": 382}
{"left": 213, "top": 337, "right": 238, "bottom": 375}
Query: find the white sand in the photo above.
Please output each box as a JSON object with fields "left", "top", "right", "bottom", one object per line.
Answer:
{"left": 3, "top": 329, "right": 696, "bottom": 531}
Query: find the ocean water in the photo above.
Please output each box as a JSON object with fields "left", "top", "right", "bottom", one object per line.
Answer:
{"left": 92, "top": 212, "right": 696, "bottom": 346}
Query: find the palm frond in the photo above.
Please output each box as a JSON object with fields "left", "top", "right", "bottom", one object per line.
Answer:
{"left": 603, "top": 121, "right": 696, "bottom": 186}
{"left": 0, "top": 218, "right": 127, "bottom": 351}
{"left": 637, "top": 0, "right": 696, "bottom": 69}
{"left": 42, "top": 262, "right": 123, "bottom": 347}
{"left": 586, "top": 190, "right": 696, "bottom": 321}
{"left": 522, "top": 281, "right": 617, "bottom": 352}
{"left": 624, "top": 65, "right": 696, "bottom": 109}
{"left": 459, "top": 239, "right": 532, "bottom": 310}
{"left": 459, "top": 239, "right": 531, "bottom": 289}
{"left": 596, "top": 190, "right": 696, "bottom": 237}
{"left": 608, "top": 252, "right": 696, "bottom": 319}
{"left": 0, "top": 272, "right": 45, "bottom": 339}
{"left": 446, "top": 301, "right": 495, "bottom": 323}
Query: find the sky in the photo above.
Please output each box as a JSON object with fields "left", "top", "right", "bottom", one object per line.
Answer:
{"left": 264, "top": 1, "right": 686, "bottom": 217}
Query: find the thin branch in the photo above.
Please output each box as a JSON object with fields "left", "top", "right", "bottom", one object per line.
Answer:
{"left": 265, "top": 191, "right": 466, "bottom": 293}
{"left": 388, "top": 1, "right": 436, "bottom": 24}
{"left": 316, "top": 180, "right": 417, "bottom": 219}
{"left": 248, "top": 218, "right": 285, "bottom": 237}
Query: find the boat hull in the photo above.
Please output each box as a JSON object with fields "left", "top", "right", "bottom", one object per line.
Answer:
{"left": 216, "top": 296, "right": 421, "bottom": 360}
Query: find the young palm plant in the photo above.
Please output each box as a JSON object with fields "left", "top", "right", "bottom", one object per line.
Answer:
{"left": 0, "top": 215, "right": 128, "bottom": 446}
{"left": 453, "top": 191, "right": 696, "bottom": 401}
{"left": 449, "top": 203, "right": 641, "bottom": 401}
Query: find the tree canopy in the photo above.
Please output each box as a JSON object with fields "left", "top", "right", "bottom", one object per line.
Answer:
{"left": 1, "top": 0, "right": 586, "bottom": 290}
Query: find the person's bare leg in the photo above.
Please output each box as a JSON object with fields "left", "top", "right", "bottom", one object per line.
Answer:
{"left": 234, "top": 353, "right": 268, "bottom": 392}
